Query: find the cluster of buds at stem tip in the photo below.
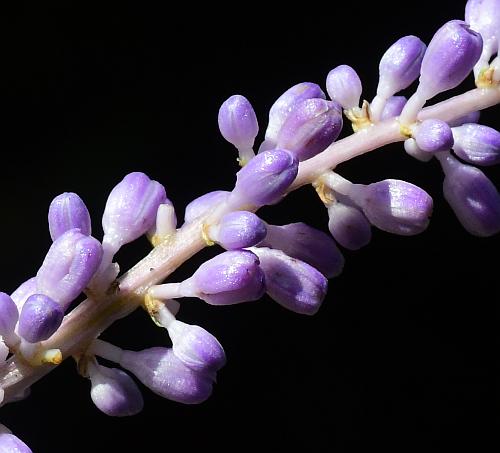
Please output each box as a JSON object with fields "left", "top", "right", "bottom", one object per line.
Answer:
{"left": 1, "top": 2, "right": 500, "bottom": 451}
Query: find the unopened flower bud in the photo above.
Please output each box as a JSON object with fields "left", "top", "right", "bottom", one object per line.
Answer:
{"left": 448, "top": 110, "right": 481, "bottom": 127}
{"left": 48, "top": 192, "right": 91, "bottom": 241}
{"left": 276, "top": 98, "right": 343, "bottom": 161}
{"left": 326, "top": 65, "right": 362, "bottom": 110}
{"left": 327, "top": 202, "right": 372, "bottom": 250}
{"left": 404, "top": 138, "right": 434, "bottom": 162}
{"left": 379, "top": 96, "right": 407, "bottom": 121}
{"left": 260, "top": 222, "right": 344, "bottom": 278}
{"left": 252, "top": 247, "right": 327, "bottom": 316}
{"left": 0, "top": 293, "right": 19, "bottom": 338}
{"left": 184, "top": 191, "right": 231, "bottom": 224}
{"left": 10, "top": 277, "right": 37, "bottom": 309}
{"left": 0, "top": 433, "right": 32, "bottom": 453}
{"left": 89, "top": 362, "right": 144, "bottom": 417}
{"left": 413, "top": 119, "right": 454, "bottom": 153}
{"left": 102, "top": 172, "right": 167, "bottom": 251}
{"left": 36, "top": 229, "right": 103, "bottom": 308}
{"left": 229, "top": 149, "right": 298, "bottom": 208}
{"left": 207, "top": 211, "right": 267, "bottom": 250}
{"left": 18, "top": 294, "right": 64, "bottom": 343}
{"left": 452, "top": 123, "right": 500, "bottom": 165}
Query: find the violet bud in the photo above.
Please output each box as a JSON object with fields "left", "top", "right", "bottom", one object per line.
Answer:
{"left": 413, "top": 119, "right": 454, "bottom": 153}
{"left": 0, "top": 293, "right": 19, "bottom": 337}
{"left": 207, "top": 211, "right": 267, "bottom": 250}
{"left": 218, "top": 95, "right": 259, "bottom": 164}
{"left": 327, "top": 202, "right": 372, "bottom": 250}
{"left": 18, "top": 294, "right": 64, "bottom": 343}
{"left": 167, "top": 321, "right": 226, "bottom": 373}
{"left": 350, "top": 180, "right": 433, "bottom": 235}
{"left": 438, "top": 152, "right": 500, "bottom": 236}
{"left": 102, "top": 172, "right": 167, "bottom": 250}
{"left": 404, "top": 138, "right": 434, "bottom": 162}
{"left": 181, "top": 250, "right": 265, "bottom": 305}
{"left": 0, "top": 433, "right": 32, "bottom": 453}
{"left": 184, "top": 191, "right": 231, "bottom": 224}
{"left": 448, "top": 110, "right": 481, "bottom": 127}
{"left": 452, "top": 123, "right": 500, "bottom": 165}
{"left": 120, "top": 347, "right": 214, "bottom": 404}
{"left": 263, "top": 82, "right": 326, "bottom": 149}
{"left": 326, "top": 65, "right": 362, "bottom": 110}
{"left": 418, "top": 20, "right": 483, "bottom": 100}
{"left": 36, "top": 229, "right": 103, "bottom": 308}
{"left": 229, "top": 149, "right": 298, "bottom": 208}
{"left": 259, "top": 222, "right": 344, "bottom": 278}
{"left": 379, "top": 96, "right": 407, "bottom": 121}
{"left": 251, "top": 247, "right": 328, "bottom": 316}
{"left": 276, "top": 98, "right": 343, "bottom": 161}
{"left": 48, "top": 192, "right": 91, "bottom": 241}
{"left": 10, "top": 277, "right": 37, "bottom": 309}
{"left": 89, "top": 363, "right": 144, "bottom": 417}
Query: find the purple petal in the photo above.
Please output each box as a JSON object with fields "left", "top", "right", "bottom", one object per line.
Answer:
{"left": 452, "top": 123, "right": 500, "bottom": 166}
{"left": 326, "top": 65, "right": 362, "bottom": 110}
{"left": 211, "top": 211, "right": 267, "bottom": 250}
{"left": 184, "top": 191, "right": 231, "bottom": 224}
{"left": 0, "top": 293, "right": 19, "bottom": 337}
{"left": 414, "top": 119, "right": 454, "bottom": 153}
{"left": 218, "top": 95, "right": 259, "bottom": 150}
{"left": 48, "top": 192, "right": 91, "bottom": 241}
{"left": 18, "top": 294, "right": 64, "bottom": 343}
{"left": 327, "top": 202, "right": 372, "bottom": 250}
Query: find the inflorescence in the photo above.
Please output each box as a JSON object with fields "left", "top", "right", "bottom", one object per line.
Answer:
{"left": 1, "top": 1, "right": 500, "bottom": 450}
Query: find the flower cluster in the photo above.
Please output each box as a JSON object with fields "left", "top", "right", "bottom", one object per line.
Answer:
{"left": 1, "top": 1, "right": 500, "bottom": 451}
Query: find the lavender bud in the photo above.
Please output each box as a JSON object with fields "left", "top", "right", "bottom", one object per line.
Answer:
{"left": 448, "top": 110, "right": 481, "bottom": 127}
{"left": 260, "top": 222, "right": 344, "bottom": 278}
{"left": 439, "top": 153, "right": 500, "bottom": 236}
{"left": 327, "top": 202, "right": 372, "bottom": 250}
{"left": 0, "top": 434, "right": 32, "bottom": 453}
{"left": 264, "top": 82, "right": 326, "bottom": 149}
{"left": 351, "top": 180, "right": 433, "bottom": 235}
{"left": 48, "top": 192, "right": 91, "bottom": 241}
{"left": 18, "top": 294, "right": 64, "bottom": 343}
{"left": 452, "top": 123, "right": 500, "bottom": 165}
{"left": 379, "top": 96, "right": 407, "bottom": 120}
{"left": 229, "top": 149, "right": 298, "bottom": 208}
{"left": 182, "top": 250, "right": 265, "bottom": 305}
{"left": 36, "top": 229, "right": 103, "bottom": 308}
{"left": 276, "top": 98, "right": 343, "bottom": 161}
{"left": 168, "top": 321, "right": 226, "bottom": 373}
{"left": 466, "top": 0, "right": 500, "bottom": 44}
{"left": 377, "top": 36, "right": 426, "bottom": 98}
{"left": 120, "top": 347, "right": 214, "bottom": 404}
{"left": 0, "top": 293, "right": 19, "bottom": 337}
{"left": 102, "top": 172, "right": 167, "bottom": 250}
{"left": 418, "top": 20, "right": 483, "bottom": 99}
{"left": 184, "top": 191, "right": 231, "bottom": 223}
{"left": 208, "top": 211, "right": 267, "bottom": 250}
{"left": 252, "top": 247, "right": 328, "bottom": 316}
{"left": 413, "top": 119, "right": 454, "bottom": 153}
{"left": 218, "top": 95, "right": 259, "bottom": 158}
{"left": 404, "top": 138, "right": 434, "bottom": 162}
{"left": 326, "top": 65, "right": 362, "bottom": 110}
{"left": 89, "top": 363, "right": 144, "bottom": 417}
{"left": 10, "top": 277, "right": 37, "bottom": 309}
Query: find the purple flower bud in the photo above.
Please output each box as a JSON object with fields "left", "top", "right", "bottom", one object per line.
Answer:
{"left": 404, "top": 138, "right": 434, "bottom": 162}
{"left": 89, "top": 363, "right": 144, "bottom": 417}
{"left": 48, "top": 192, "right": 91, "bottom": 241}
{"left": 264, "top": 82, "right": 326, "bottom": 148}
{"left": 0, "top": 434, "right": 32, "bottom": 453}
{"left": 452, "top": 123, "right": 500, "bottom": 165}
{"left": 120, "top": 347, "right": 214, "bottom": 404}
{"left": 448, "top": 110, "right": 481, "bottom": 127}
{"left": 0, "top": 293, "right": 18, "bottom": 337}
{"left": 10, "top": 277, "right": 37, "bottom": 310}
{"left": 327, "top": 202, "right": 372, "bottom": 250}
{"left": 218, "top": 95, "right": 259, "bottom": 151}
{"left": 465, "top": 0, "right": 500, "bottom": 51}
{"left": 326, "top": 65, "right": 362, "bottom": 110}
{"left": 102, "top": 172, "right": 167, "bottom": 249}
{"left": 184, "top": 191, "right": 231, "bottom": 224}
{"left": 439, "top": 153, "right": 500, "bottom": 236}
{"left": 36, "top": 229, "right": 103, "bottom": 308}
{"left": 276, "top": 98, "right": 343, "bottom": 161}
{"left": 377, "top": 36, "right": 426, "bottom": 98}
{"left": 252, "top": 247, "right": 328, "bottom": 316}
{"left": 379, "top": 96, "right": 407, "bottom": 120}
{"left": 413, "top": 119, "right": 454, "bottom": 153}
{"left": 229, "top": 149, "right": 298, "bottom": 208}
{"left": 168, "top": 321, "right": 226, "bottom": 373}
{"left": 351, "top": 180, "right": 433, "bottom": 235}
{"left": 418, "top": 20, "right": 482, "bottom": 99}
{"left": 208, "top": 211, "right": 267, "bottom": 250}
{"left": 259, "top": 222, "right": 344, "bottom": 278}
{"left": 182, "top": 250, "right": 265, "bottom": 305}
{"left": 18, "top": 294, "right": 64, "bottom": 343}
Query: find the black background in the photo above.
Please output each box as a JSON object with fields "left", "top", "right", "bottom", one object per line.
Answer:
{"left": 1, "top": 1, "right": 497, "bottom": 452}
